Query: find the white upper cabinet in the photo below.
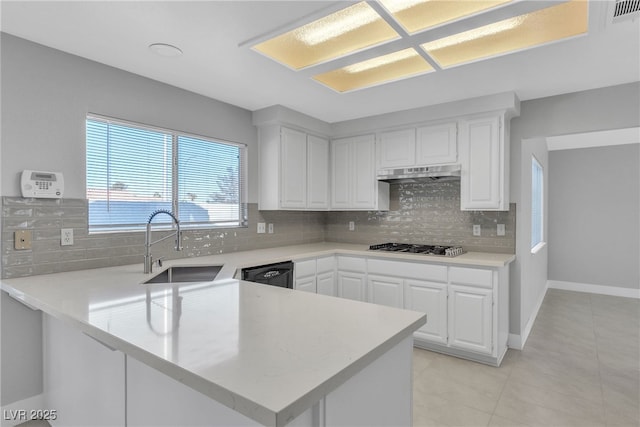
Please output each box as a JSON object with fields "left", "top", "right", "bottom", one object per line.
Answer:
{"left": 378, "top": 128, "right": 416, "bottom": 168}
{"left": 330, "top": 138, "right": 351, "bottom": 209}
{"left": 331, "top": 134, "right": 389, "bottom": 211}
{"left": 259, "top": 125, "right": 329, "bottom": 210}
{"left": 307, "top": 135, "right": 330, "bottom": 209}
{"left": 378, "top": 122, "right": 457, "bottom": 169}
{"left": 416, "top": 122, "right": 457, "bottom": 165}
{"left": 280, "top": 127, "right": 307, "bottom": 208}
{"left": 459, "top": 113, "right": 509, "bottom": 211}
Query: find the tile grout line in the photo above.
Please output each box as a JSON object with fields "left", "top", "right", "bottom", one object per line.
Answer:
{"left": 590, "top": 293, "right": 608, "bottom": 425}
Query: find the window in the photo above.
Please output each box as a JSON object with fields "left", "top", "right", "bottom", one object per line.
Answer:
{"left": 531, "top": 155, "right": 544, "bottom": 251}
{"left": 86, "top": 115, "right": 246, "bottom": 232}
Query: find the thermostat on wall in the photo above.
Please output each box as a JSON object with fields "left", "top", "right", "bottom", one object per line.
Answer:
{"left": 21, "top": 170, "right": 64, "bottom": 199}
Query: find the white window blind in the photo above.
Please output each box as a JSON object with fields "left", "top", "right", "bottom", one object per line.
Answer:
{"left": 531, "top": 156, "right": 544, "bottom": 250}
{"left": 86, "top": 115, "right": 247, "bottom": 232}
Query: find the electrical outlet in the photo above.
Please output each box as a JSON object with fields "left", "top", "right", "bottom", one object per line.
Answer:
{"left": 257, "top": 223, "right": 266, "bottom": 234}
{"left": 472, "top": 225, "right": 481, "bottom": 236}
{"left": 268, "top": 223, "right": 274, "bottom": 234}
{"left": 14, "top": 230, "right": 32, "bottom": 250}
{"left": 497, "top": 224, "right": 506, "bottom": 236}
{"left": 348, "top": 221, "right": 355, "bottom": 231}
{"left": 61, "top": 228, "right": 74, "bottom": 246}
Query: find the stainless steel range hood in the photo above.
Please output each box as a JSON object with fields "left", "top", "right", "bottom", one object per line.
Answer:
{"left": 377, "top": 165, "right": 461, "bottom": 183}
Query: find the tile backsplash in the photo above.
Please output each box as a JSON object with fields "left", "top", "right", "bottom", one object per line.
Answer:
{"left": 325, "top": 181, "right": 515, "bottom": 253}
{"left": 1, "top": 198, "right": 324, "bottom": 279}
{"left": 2, "top": 181, "right": 515, "bottom": 278}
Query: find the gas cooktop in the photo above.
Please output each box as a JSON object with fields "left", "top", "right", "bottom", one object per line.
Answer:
{"left": 369, "top": 243, "right": 464, "bottom": 257}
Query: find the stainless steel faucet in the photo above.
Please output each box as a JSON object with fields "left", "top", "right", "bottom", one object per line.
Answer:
{"left": 144, "top": 210, "right": 183, "bottom": 274}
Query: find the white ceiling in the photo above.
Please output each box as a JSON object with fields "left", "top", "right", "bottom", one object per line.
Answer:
{"left": 1, "top": 0, "right": 639, "bottom": 123}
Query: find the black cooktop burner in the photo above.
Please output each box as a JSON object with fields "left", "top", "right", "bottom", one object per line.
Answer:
{"left": 369, "top": 243, "right": 464, "bottom": 257}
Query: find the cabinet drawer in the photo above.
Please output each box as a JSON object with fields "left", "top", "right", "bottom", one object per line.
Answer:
{"left": 316, "top": 256, "right": 335, "bottom": 273}
{"left": 295, "top": 259, "right": 316, "bottom": 278}
{"left": 367, "top": 259, "right": 447, "bottom": 282}
{"left": 337, "top": 256, "right": 367, "bottom": 273}
{"left": 449, "top": 267, "right": 493, "bottom": 288}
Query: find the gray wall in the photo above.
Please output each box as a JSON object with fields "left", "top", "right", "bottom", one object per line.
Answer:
{"left": 508, "top": 83, "right": 640, "bottom": 337}
{"left": 0, "top": 33, "right": 258, "bottom": 200}
{"left": 513, "top": 137, "right": 549, "bottom": 346}
{"left": 549, "top": 144, "right": 639, "bottom": 289}
{"left": 0, "top": 33, "right": 323, "bottom": 406}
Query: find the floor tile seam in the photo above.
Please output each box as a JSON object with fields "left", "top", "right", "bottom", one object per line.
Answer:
{"left": 505, "top": 373, "right": 607, "bottom": 416}
{"left": 491, "top": 395, "right": 606, "bottom": 427}
{"left": 590, "top": 294, "right": 609, "bottom": 425}
{"left": 509, "top": 366, "right": 605, "bottom": 400}
{"left": 488, "top": 354, "right": 518, "bottom": 419}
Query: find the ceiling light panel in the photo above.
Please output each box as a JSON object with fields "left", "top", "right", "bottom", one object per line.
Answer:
{"left": 313, "top": 48, "right": 434, "bottom": 92}
{"left": 421, "top": 0, "right": 588, "bottom": 68}
{"left": 252, "top": 2, "right": 400, "bottom": 70}
{"left": 379, "top": 0, "right": 512, "bottom": 34}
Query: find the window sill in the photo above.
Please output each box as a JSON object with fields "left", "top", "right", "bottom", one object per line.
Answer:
{"left": 531, "top": 241, "right": 547, "bottom": 255}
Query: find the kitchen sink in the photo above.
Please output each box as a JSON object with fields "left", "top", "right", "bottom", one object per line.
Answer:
{"left": 142, "top": 265, "right": 223, "bottom": 284}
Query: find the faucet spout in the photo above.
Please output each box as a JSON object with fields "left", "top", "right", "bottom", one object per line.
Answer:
{"left": 144, "top": 210, "right": 182, "bottom": 274}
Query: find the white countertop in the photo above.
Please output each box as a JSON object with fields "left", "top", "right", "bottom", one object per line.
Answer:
{"left": 0, "top": 243, "right": 513, "bottom": 426}
{"left": 190, "top": 242, "right": 515, "bottom": 280}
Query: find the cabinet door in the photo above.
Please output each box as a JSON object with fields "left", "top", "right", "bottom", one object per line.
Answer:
{"left": 307, "top": 135, "right": 330, "bottom": 209}
{"left": 295, "top": 276, "right": 316, "bottom": 293}
{"left": 280, "top": 127, "right": 307, "bottom": 208}
{"left": 379, "top": 128, "right": 415, "bottom": 168}
{"left": 368, "top": 275, "right": 403, "bottom": 308}
{"left": 459, "top": 115, "right": 503, "bottom": 210}
{"left": 337, "top": 271, "right": 367, "bottom": 301}
{"left": 331, "top": 138, "right": 351, "bottom": 209}
{"left": 416, "top": 122, "right": 457, "bottom": 165}
{"left": 317, "top": 271, "right": 336, "bottom": 296}
{"left": 404, "top": 280, "right": 448, "bottom": 345}
{"left": 352, "top": 135, "right": 377, "bottom": 209}
{"left": 448, "top": 284, "right": 493, "bottom": 355}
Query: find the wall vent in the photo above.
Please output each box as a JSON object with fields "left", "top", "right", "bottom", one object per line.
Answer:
{"left": 612, "top": 0, "right": 640, "bottom": 23}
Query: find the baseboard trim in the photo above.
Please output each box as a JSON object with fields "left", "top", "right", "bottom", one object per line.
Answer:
{"left": 548, "top": 280, "right": 640, "bottom": 299}
{"left": 1, "top": 394, "right": 44, "bottom": 426}
{"left": 507, "top": 280, "right": 550, "bottom": 351}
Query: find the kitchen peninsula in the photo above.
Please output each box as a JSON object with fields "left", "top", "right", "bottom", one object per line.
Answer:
{"left": 1, "top": 243, "right": 429, "bottom": 427}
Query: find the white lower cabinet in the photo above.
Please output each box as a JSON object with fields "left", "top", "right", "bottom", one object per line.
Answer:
{"left": 336, "top": 256, "right": 367, "bottom": 301}
{"left": 337, "top": 271, "right": 367, "bottom": 302}
{"left": 367, "top": 274, "right": 403, "bottom": 308}
{"left": 295, "top": 256, "right": 336, "bottom": 296}
{"left": 295, "top": 254, "right": 508, "bottom": 366}
{"left": 317, "top": 270, "right": 336, "bottom": 296}
{"left": 448, "top": 284, "right": 493, "bottom": 354}
{"left": 366, "top": 257, "right": 508, "bottom": 366}
{"left": 296, "top": 275, "right": 316, "bottom": 293}
{"left": 404, "top": 280, "right": 448, "bottom": 345}
{"left": 295, "top": 258, "right": 317, "bottom": 293}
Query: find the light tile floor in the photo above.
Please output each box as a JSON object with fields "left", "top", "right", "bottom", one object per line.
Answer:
{"left": 413, "top": 289, "right": 640, "bottom": 426}
{"left": 16, "top": 289, "right": 640, "bottom": 427}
